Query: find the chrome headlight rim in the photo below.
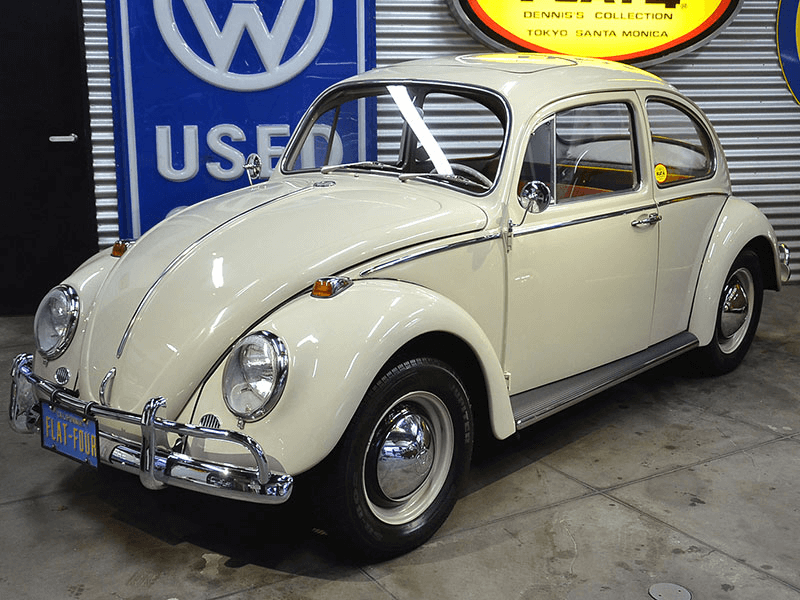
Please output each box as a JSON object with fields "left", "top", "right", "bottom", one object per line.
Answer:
{"left": 222, "top": 331, "right": 289, "bottom": 422}
{"left": 34, "top": 285, "right": 80, "bottom": 361}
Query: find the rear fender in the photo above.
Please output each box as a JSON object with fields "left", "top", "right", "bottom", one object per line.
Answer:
{"left": 689, "top": 196, "right": 780, "bottom": 346}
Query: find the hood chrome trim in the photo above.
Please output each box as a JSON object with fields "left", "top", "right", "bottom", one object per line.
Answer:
{"left": 117, "top": 185, "right": 312, "bottom": 359}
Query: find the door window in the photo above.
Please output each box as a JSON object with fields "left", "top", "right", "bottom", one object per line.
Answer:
{"left": 519, "top": 102, "right": 637, "bottom": 204}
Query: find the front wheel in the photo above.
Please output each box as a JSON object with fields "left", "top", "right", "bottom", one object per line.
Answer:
{"left": 324, "top": 358, "right": 473, "bottom": 559}
{"left": 695, "top": 249, "right": 763, "bottom": 375}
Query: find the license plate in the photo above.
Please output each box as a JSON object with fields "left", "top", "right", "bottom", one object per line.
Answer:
{"left": 41, "top": 402, "right": 99, "bottom": 468}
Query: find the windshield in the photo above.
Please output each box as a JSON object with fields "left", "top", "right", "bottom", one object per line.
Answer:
{"left": 283, "top": 83, "right": 508, "bottom": 192}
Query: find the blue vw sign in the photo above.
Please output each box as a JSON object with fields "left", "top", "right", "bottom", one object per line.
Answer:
{"left": 154, "top": 0, "right": 333, "bottom": 91}
{"left": 778, "top": 0, "right": 800, "bottom": 104}
{"left": 107, "top": 0, "right": 374, "bottom": 237}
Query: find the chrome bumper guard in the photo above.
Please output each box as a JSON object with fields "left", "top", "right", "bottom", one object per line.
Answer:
{"left": 9, "top": 354, "right": 292, "bottom": 504}
{"left": 778, "top": 243, "right": 792, "bottom": 284}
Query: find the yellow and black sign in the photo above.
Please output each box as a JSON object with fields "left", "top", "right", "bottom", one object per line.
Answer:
{"left": 449, "top": 0, "right": 741, "bottom": 64}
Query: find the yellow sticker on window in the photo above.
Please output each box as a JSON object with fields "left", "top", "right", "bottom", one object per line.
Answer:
{"left": 654, "top": 163, "right": 668, "bottom": 184}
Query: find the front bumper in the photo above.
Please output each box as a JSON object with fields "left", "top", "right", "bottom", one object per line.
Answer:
{"left": 9, "top": 354, "right": 292, "bottom": 504}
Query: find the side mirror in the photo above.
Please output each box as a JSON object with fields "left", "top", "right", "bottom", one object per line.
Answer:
{"left": 519, "top": 180, "right": 551, "bottom": 215}
{"left": 244, "top": 153, "right": 262, "bottom": 185}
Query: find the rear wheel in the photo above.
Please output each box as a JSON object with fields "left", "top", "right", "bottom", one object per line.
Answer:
{"left": 324, "top": 358, "right": 473, "bottom": 559}
{"left": 695, "top": 249, "right": 763, "bottom": 374}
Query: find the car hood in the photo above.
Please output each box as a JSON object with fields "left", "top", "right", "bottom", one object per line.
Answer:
{"left": 80, "top": 176, "right": 488, "bottom": 417}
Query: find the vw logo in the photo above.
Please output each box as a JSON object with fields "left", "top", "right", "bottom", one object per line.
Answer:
{"left": 154, "top": 0, "right": 333, "bottom": 91}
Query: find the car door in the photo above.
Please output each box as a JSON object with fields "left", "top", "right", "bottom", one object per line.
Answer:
{"left": 504, "top": 94, "right": 659, "bottom": 394}
{"left": 640, "top": 93, "right": 729, "bottom": 343}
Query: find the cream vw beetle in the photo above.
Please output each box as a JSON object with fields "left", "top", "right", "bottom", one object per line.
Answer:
{"left": 10, "top": 54, "right": 792, "bottom": 558}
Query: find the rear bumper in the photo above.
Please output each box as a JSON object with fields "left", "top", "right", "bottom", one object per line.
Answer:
{"left": 9, "top": 354, "right": 292, "bottom": 504}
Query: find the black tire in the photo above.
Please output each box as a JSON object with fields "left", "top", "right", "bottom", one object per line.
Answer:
{"left": 695, "top": 249, "right": 763, "bottom": 375}
{"left": 324, "top": 357, "right": 473, "bottom": 559}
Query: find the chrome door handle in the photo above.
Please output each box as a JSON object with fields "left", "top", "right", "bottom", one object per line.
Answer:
{"left": 631, "top": 212, "right": 662, "bottom": 227}
{"left": 49, "top": 134, "right": 78, "bottom": 143}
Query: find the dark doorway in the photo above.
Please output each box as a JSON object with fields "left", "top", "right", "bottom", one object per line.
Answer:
{"left": 1, "top": 0, "right": 99, "bottom": 314}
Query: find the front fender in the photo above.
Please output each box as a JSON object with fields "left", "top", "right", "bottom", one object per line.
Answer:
{"left": 188, "top": 279, "right": 513, "bottom": 475}
{"left": 31, "top": 249, "right": 117, "bottom": 388}
{"left": 689, "top": 196, "right": 780, "bottom": 346}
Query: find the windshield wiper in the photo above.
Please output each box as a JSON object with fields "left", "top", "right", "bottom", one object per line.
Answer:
{"left": 320, "top": 161, "right": 401, "bottom": 174}
{"left": 398, "top": 172, "right": 490, "bottom": 190}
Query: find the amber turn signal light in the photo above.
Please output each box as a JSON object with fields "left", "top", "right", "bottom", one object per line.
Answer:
{"left": 111, "top": 239, "right": 134, "bottom": 258}
{"left": 311, "top": 277, "right": 353, "bottom": 298}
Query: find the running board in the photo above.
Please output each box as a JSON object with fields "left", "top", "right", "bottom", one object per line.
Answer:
{"left": 511, "top": 332, "right": 699, "bottom": 430}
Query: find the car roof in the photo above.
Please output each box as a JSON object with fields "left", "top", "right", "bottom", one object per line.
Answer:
{"left": 347, "top": 53, "right": 677, "bottom": 108}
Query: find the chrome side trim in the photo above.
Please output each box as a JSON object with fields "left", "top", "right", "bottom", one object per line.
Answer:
{"left": 9, "top": 354, "right": 292, "bottom": 505}
{"left": 512, "top": 203, "right": 658, "bottom": 238}
{"left": 117, "top": 185, "right": 312, "bottom": 358}
{"left": 360, "top": 233, "right": 502, "bottom": 277}
{"left": 511, "top": 332, "right": 698, "bottom": 430}
{"left": 657, "top": 194, "right": 697, "bottom": 207}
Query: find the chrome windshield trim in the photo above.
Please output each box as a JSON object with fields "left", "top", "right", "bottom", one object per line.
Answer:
{"left": 360, "top": 233, "right": 502, "bottom": 277}
{"left": 280, "top": 78, "right": 512, "bottom": 198}
{"left": 117, "top": 184, "right": 312, "bottom": 358}
{"left": 512, "top": 203, "right": 658, "bottom": 238}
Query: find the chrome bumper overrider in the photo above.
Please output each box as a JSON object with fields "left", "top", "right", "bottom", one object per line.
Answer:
{"left": 779, "top": 243, "right": 792, "bottom": 283}
{"left": 9, "top": 354, "right": 292, "bottom": 504}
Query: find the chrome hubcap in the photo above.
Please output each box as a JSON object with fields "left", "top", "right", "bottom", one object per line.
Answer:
{"left": 364, "top": 391, "right": 454, "bottom": 525}
{"left": 718, "top": 267, "right": 754, "bottom": 354}
{"left": 375, "top": 408, "right": 435, "bottom": 500}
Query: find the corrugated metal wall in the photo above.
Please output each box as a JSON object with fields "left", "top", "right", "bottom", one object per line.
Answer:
{"left": 376, "top": 0, "right": 800, "bottom": 277}
{"left": 81, "top": 0, "right": 119, "bottom": 248}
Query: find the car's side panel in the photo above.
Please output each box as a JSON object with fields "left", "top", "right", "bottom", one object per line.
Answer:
{"left": 501, "top": 90, "right": 660, "bottom": 394}
{"left": 689, "top": 195, "right": 781, "bottom": 346}
{"left": 505, "top": 195, "right": 659, "bottom": 393}
{"left": 185, "top": 279, "right": 514, "bottom": 476}
{"left": 650, "top": 193, "right": 727, "bottom": 343}
{"left": 355, "top": 231, "right": 509, "bottom": 365}
{"left": 635, "top": 89, "right": 733, "bottom": 345}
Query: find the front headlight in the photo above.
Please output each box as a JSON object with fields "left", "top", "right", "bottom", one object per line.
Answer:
{"left": 222, "top": 331, "right": 289, "bottom": 422}
{"left": 34, "top": 285, "right": 80, "bottom": 360}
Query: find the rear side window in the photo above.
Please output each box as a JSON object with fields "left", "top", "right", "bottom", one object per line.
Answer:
{"left": 646, "top": 99, "right": 714, "bottom": 187}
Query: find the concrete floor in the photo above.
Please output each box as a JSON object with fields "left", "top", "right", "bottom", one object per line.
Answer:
{"left": 1, "top": 286, "right": 798, "bottom": 600}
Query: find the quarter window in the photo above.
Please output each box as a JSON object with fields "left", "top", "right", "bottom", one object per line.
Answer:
{"left": 519, "top": 102, "right": 637, "bottom": 204}
{"left": 646, "top": 99, "right": 714, "bottom": 186}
